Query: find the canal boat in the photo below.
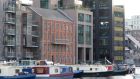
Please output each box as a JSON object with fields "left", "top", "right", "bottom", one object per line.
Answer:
{"left": 19, "top": 60, "right": 73, "bottom": 79}
{"left": 72, "top": 64, "right": 135, "bottom": 78}
{"left": 0, "top": 62, "right": 36, "bottom": 79}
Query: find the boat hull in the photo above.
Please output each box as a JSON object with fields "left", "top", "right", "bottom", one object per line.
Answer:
{"left": 0, "top": 74, "right": 36, "bottom": 79}
{"left": 36, "top": 76, "right": 73, "bottom": 79}
{"left": 74, "top": 69, "right": 134, "bottom": 78}
{"left": 36, "top": 74, "right": 73, "bottom": 79}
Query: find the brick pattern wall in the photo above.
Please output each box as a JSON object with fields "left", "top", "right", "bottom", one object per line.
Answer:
{"left": 42, "top": 19, "right": 75, "bottom": 64}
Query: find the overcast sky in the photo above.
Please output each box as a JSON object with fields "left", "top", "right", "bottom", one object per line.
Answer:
{"left": 113, "top": 0, "right": 140, "bottom": 19}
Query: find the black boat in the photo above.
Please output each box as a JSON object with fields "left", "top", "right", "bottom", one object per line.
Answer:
{"left": 73, "top": 64, "right": 135, "bottom": 78}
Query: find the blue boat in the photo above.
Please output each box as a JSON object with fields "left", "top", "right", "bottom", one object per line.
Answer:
{"left": 0, "top": 63, "right": 36, "bottom": 79}
{"left": 18, "top": 60, "right": 73, "bottom": 79}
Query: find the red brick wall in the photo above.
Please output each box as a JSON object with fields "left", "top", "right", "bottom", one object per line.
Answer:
{"left": 42, "top": 19, "right": 75, "bottom": 64}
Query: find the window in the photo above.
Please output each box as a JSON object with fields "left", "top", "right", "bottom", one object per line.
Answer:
{"left": 114, "top": 56, "right": 123, "bottom": 61}
{"left": 99, "top": 10, "right": 110, "bottom": 17}
{"left": 99, "top": 38, "right": 109, "bottom": 46}
{"left": 15, "top": 69, "right": 20, "bottom": 73}
{"left": 99, "top": 28, "right": 109, "bottom": 36}
{"left": 58, "top": 0, "right": 63, "bottom": 8}
{"left": 78, "top": 13, "right": 84, "bottom": 22}
{"left": 85, "top": 14, "right": 91, "bottom": 23}
{"left": 85, "top": 25, "right": 91, "bottom": 44}
{"left": 55, "top": 69, "right": 58, "bottom": 73}
{"left": 40, "top": 0, "right": 49, "bottom": 9}
{"left": 114, "top": 12, "right": 124, "bottom": 17}
{"left": 78, "top": 24, "right": 84, "bottom": 44}
{"left": 99, "top": 0, "right": 109, "bottom": 7}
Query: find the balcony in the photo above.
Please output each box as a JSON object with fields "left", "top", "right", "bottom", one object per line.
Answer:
{"left": 5, "top": 41, "right": 15, "bottom": 46}
{"left": 114, "top": 17, "right": 123, "bottom": 22}
{"left": 32, "top": 24, "right": 38, "bottom": 27}
{"left": 52, "top": 39, "right": 70, "bottom": 45}
{"left": 99, "top": 6, "right": 109, "bottom": 9}
{"left": 6, "top": 53, "right": 16, "bottom": 58}
{"left": 32, "top": 42, "right": 39, "bottom": 47}
{"left": 5, "top": 7, "right": 15, "bottom": 13}
{"left": 32, "top": 31, "right": 39, "bottom": 37}
{"left": 24, "top": 52, "right": 33, "bottom": 59}
{"left": 6, "top": 29, "right": 15, "bottom": 35}
{"left": 5, "top": 18, "right": 16, "bottom": 25}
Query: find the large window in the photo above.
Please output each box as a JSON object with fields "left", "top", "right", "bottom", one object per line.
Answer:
{"left": 78, "top": 24, "right": 84, "bottom": 44}
{"left": 114, "top": 12, "right": 124, "bottom": 17}
{"left": 99, "top": 0, "right": 109, "bottom": 7}
{"left": 85, "top": 14, "right": 91, "bottom": 23}
{"left": 99, "top": 38, "right": 109, "bottom": 46}
{"left": 40, "top": 0, "right": 49, "bottom": 9}
{"left": 99, "top": 10, "right": 110, "bottom": 17}
{"left": 85, "top": 25, "right": 91, "bottom": 45}
{"left": 78, "top": 13, "right": 84, "bottom": 22}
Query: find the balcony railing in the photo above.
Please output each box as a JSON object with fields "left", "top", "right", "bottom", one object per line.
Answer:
{"left": 52, "top": 39, "right": 69, "bottom": 45}
{"left": 5, "top": 41, "right": 15, "bottom": 46}
{"left": 24, "top": 52, "right": 33, "bottom": 58}
{"left": 32, "top": 42, "right": 39, "bottom": 47}
{"left": 5, "top": 7, "right": 15, "bottom": 13}
{"left": 32, "top": 31, "right": 39, "bottom": 36}
{"left": 6, "top": 29, "right": 15, "bottom": 35}
{"left": 6, "top": 53, "right": 16, "bottom": 58}
{"left": 5, "top": 18, "right": 16, "bottom": 24}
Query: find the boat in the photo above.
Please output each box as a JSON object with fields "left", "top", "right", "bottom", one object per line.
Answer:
{"left": 72, "top": 64, "right": 135, "bottom": 78}
{"left": 19, "top": 60, "right": 73, "bottom": 79}
{"left": 0, "top": 61, "right": 36, "bottom": 79}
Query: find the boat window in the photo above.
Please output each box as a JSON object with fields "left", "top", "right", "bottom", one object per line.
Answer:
{"left": 15, "top": 69, "right": 20, "bottom": 73}
{"left": 0, "top": 69, "right": 1, "bottom": 73}
{"left": 90, "top": 68, "right": 92, "bottom": 71}
{"left": 77, "top": 67, "right": 79, "bottom": 70}
{"left": 95, "top": 68, "right": 98, "bottom": 71}
{"left": 35, "top": 68, "right": 44, "bottom": 74}
{"left": 55, "top": 69, "right": 58, "bottom": 73}
{"left": 69, "top": 67, "right": 73, "bottom": 72}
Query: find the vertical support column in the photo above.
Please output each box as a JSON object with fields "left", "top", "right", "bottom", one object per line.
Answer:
{"left": 83, "top": 48, "right": 86, "bottom": 63}
{"left": 16, "top": 4, "right": 22, "bottom": 60}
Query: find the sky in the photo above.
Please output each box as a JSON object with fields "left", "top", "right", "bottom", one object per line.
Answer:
{"left": 113, "top": 0, "right": 140, "bottom": 19}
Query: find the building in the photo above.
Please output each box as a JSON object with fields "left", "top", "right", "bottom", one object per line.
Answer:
{"left": 0, "top": 0, "right": 76, "bottom": 64}
{"left": 62, "top": 0, "right": 93, "bottom": 64}
{"left": 33, "top": 0, "right": 59, "bottom": 9}
{"left": 82, "top": 0, "right": 113, "bottom": 62}
{"left": 125, "top": 15, "right": 140, "bottom": 30}
{"left": 82, "top": 0, "right": 125, "bottom": 63}
{"left": 125, "top": 19, "right": 132, "bottom": 30}
{"left": 0, "top": 0, "right": 40, "bottom": 60}
{"left": 29, "top": 7, "right": 75, "bottom": 64}
{"left": 113, "top": 5, "right": 125, "bottom": 63}
{"left": 33, "top": 0, "right": 93, "bottom": 64}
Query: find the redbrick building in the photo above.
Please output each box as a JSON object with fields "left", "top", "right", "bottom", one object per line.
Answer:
{"left": 30, "top": 7, "right": 75, "bottom": 64}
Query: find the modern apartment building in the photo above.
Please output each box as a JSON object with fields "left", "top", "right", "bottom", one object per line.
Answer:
{"left": 82, "top": 0, "right": 113, "bottom": 62}
{"left": 0, "top": 0, "right": 40, "bottom": 60}
{"left": 62, "top": 0, "right": 93, "bottom": 64}
{"left": 113, "top": 5, "right": 125, "bottom": 63}
{"left": 125, "top": 15, "right": 140, "bottom": 30}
